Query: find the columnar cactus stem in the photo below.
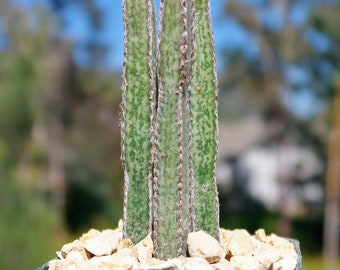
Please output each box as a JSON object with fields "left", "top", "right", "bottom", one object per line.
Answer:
{"left": 122, "top": 0, "right": 219, "bottom": 260}
{"left": 153, "top": 0, "right": 187, "bottom": 259}
{"left": 189, "top": 0, "right": 219, "bottom": 240}
{"left": 121, "top": 0, "right": 156, "bottom": 243}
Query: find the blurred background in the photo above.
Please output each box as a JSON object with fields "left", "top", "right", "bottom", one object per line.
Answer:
{"left": 0, "top": 0, "right": 339, "bottom": 269}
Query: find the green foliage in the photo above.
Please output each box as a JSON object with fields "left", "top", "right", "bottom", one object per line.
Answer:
{"left": 122, "top": 0, "right": 219, "bottom": 259}
{"left": 302, "top": 255, "right": 340, "bottom": 270}
{"left": 0, "top": 177, "right": 60, "bottom": 269}
{"left": 64, "top": 163, "right": 107, "bottom": 233}
{"left": 0, "top": 56, "right": 35, "bottom": 138}
{"left": 0, "top": 3, "right": 124, "bottom": 269}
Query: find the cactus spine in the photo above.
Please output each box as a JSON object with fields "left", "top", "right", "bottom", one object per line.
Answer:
{"left": 122, "top": 0, "right": 219, "bottom": 259}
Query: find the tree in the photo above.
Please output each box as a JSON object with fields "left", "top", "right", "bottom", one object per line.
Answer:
{"left": 222, "top": 0, "right": 325, "bottom": 237}
{"left": 324, "top": 77, "right": 340, "bottom": 270}
{"left": 310, "top": 3, "right": 340, "bottom": 269}
{"left": 223, "top": 0, "right": 340, "bottom": 266}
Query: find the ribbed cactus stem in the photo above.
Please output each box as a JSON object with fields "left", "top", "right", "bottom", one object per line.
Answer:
{"left": 189, "top": 0, "right": 219, "bottom": 240}
{"left": 122, "top": 0, "right": 219, "bottom": 259}
{"left": 121, "top": 0, "right": 156, "bottom": 244}
{"left": 153, "top": 0, "right": 188, "bottom": 259}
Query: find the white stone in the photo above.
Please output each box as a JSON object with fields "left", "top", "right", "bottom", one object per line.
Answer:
{"left": 212, "top": 258, "right": 234, "bottom": 270}
{"left": 254, "top": 229, "right": 267, "bottom": 243}
{"left": 118, "top": 238, "right": 135, "bottom": 250}
{"left": 230, "top": 255, "right": 261, "bottom": 270}
{"left": 254, "top": 242, "right": 280, "bottom": 266}
{"left": 267, "top": 234, "right": 297, "bottom": 270}
{"left": 48, "top": 259, "right": 61, "bottom": 270}
{"left": 79, "top": 229, "right": 101, "bottom": 243}
{"left": 88, "top": 247, "right": 138, "bottom": 269}
{"left": 268, "top": 234, "right": 293, "bottom": 249}
{"left": 80, "top": 261, "right": 123, "bottom": 270}
{"left": 220, "top": 229, "right": 233, "bottom": 244}
{"left": 61, "top": 240, "right": 87, "bottom": 260}
{"left": 224, "top": 230, "right": 256, "bottom": 257}
{"left": 88, "top": 255, "right": 114, "bottom": 264}
{"left": 145, "top": 257, "right": 167, "bottom": 267}
{"left": 84, "top": 229, "right": 122, "bottom": 256}
{"left": 56, "top": 251, "right": 63, "bottom": 260}
{"left": 275, "top": 254, "right": 298, "bottom": 270}
{"left": 49, "top": 226, "right": 299, "bottom": 270}
{"left": 183, "top": 257, "right": 214, "bottom": 270}
{"left": 220, "top": 229, "right": 233, "bottom": 257}
{"left": 118, "top": 219, "right": 124, "bottom": 232}
{"left": 135, "top": 234, "right": 153, "bottom": 267}
{"left": 111, "top": 248, "right": 139, "bottom": 269}
{"left": 223, "top": 230, "right": 298, "bottom": 270}
{"left": 272, "top": 260, "right": 282, "bottom": 270}
{"left": 187, "top": 230, "right": 224, "bottom": 263}
{"left": 142, "top": 258, "right": 183, "bottom": 270}
{"left": 59, "top": 259, "right": 80, "bottom": 270}
{"left": 65, "top": 250, "right": 86, "bottom": 265}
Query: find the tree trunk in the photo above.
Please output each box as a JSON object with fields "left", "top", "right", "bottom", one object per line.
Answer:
{"left": 323, "top": 84, "right": 340, "bottom": 270}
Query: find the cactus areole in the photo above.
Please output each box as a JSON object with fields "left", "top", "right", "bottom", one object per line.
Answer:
{"left": 121, "top": 0, "right": 219, "bottom": 260}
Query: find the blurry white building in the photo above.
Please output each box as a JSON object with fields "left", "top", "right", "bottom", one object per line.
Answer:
{"left": 217, "top": 115, "right": 324, "bottom": 215}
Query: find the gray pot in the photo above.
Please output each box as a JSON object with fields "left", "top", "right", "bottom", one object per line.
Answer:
{"left": 290, "top": 238, "right": 302, "bottom": 270}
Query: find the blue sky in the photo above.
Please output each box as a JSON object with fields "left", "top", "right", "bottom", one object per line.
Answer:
{"left": 60, "top": 0, "right": 231, "bottom": 72}
{"left": 7, "top": 0, "right": 329, "bottom": 119}
{"left": 9, "top": 0, "right": 262, "bottom": 72}
{"left": 9, "top": 0, "right": 315, "bottom": 71}
{"left": 8, "top": 0, "right": 333, "bottom": 69}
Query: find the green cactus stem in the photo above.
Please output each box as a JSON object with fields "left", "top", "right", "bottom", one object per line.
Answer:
{"left": 153, "top": 0, "right": 219, "bottom": 259}
{"left": 152, "top": 0, "right": 189, "bottom": 259}
{"left": 122, "top": 0, "right": 219, "bottom": 259}
{"left": 121, "top": 0, "right": 156, "bottom": 244}
{"left": 189, "top": 0, "right": 219, "bottom": 240}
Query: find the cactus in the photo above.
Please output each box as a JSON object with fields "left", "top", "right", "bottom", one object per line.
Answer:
{"left": 121, "top": 0, "right": 219, "bottom": 259}
{"left": 121, "top": 0, "right": 156, "bottom": 243}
